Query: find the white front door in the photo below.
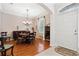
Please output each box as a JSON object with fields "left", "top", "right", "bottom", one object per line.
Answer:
{"left": 56, "top": 8, "right": 78, "bottom": 51}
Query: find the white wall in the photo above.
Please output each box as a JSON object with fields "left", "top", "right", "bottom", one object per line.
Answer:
{"left": 78, "top": 7, "right": 79, "bottom": 51}
{"left": 0, "top": 4, "right": 2, "bottom": 33}
{"left": 44, "top": 3, "right": 57, "bottom": 47}
{"left": 0, "top": 12, "right": 1, "bottom": 33}
{"left": 1, "top": 12, "right": 24, "bottom": 31}
{"left": 45, "top": 14, "right": 50, "bottom": 26}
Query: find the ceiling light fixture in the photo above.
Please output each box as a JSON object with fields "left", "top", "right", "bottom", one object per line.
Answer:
{"left": 22, "top": 9, "right": 32, "bottom": 25}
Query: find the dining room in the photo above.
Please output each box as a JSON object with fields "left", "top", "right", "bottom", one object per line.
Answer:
{"left": 0, "top": 3, "right": 50, "bottom": 56}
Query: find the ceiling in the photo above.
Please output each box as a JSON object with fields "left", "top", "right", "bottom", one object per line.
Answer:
{"left": 0, "top": 3, "right": 49, "bottom": 18}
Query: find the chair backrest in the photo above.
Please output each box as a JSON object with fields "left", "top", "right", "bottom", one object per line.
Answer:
{"left": 29, "top": 32, "right": 36, "bottom": 39}
{"left": 0, "top": 37, "right": 4, "bottom": 49}
{"left": 33, "top": 32, "right": 36, "bottom": 36}
{"left": 1, "top": 32, "right": 7, "bottom": 37}
{"left": 30, "top": 33, "right": 34, "bottom": 36}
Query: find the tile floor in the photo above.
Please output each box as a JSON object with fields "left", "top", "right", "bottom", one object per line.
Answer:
{"left": 36, "top": 47, "right": 61, "bottom": 56}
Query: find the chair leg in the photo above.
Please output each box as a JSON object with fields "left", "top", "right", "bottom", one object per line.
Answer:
{"left": 11, "top": 46, "right": 14, "bottom": 56}
{"left": 1, "top": 52, "right": 4, "bottom": 56}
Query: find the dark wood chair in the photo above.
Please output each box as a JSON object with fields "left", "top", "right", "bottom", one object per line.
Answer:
{"left": 33, "top": 32, "right": 36, "bottom": 39}
{"left": 13, "top": 31, "right": 19, "bottom": 40}
{"left": 26, "top": 32, "right": 36, "bottom": 44}
{"left": 16, "top": 32, "right": 24, "bottom": 43}
{"left": 1, "top": 32, "right": 7, "bottom": 37}
{"left": 1, "top": 32, "right": 10, "bottom": 42}
{"left": 0, "top": 37, "right": 14, "bottom": 56}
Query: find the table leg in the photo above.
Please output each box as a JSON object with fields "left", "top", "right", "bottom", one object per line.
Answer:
{"left": 11, "top": 46, "right": 14, "bottom": 56}
{"left": 3, "top": 51, "right": 6, "bottom": 56}
{"left": 8, "top": 37, "right": 10, "bottom": 42}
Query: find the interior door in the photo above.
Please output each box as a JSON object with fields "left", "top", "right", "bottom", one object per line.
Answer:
{"left": 57, "top": 8, "right": 78, "bottom": 51}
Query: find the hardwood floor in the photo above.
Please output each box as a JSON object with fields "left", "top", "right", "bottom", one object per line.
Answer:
{"left": 4, "top": 38, "right": 50, "bottom": 56}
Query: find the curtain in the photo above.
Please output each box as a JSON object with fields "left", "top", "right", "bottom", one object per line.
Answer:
{"left": 38, "top": 17, "right": 45, "bottom": 38}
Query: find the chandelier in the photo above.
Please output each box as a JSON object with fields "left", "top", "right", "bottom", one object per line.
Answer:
{"left": 22, "top": 9, "right": 32, "bottom": 25}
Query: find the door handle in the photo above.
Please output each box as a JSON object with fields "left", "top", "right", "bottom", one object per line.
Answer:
{"left": 74, "top": 29, "right": 78, "bottom": 35}
{"left": 74, "top": 33, "right": 78, "bottom": 35}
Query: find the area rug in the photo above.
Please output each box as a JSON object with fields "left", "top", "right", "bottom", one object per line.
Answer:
{"left": 55, "top": 46, "right": 78, "bottom": 56}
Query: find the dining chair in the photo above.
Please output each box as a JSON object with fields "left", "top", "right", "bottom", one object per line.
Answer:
{"left": 1, "top": 32, "right": 10, "bottom": 42}
{"left": 26, "top": 32, "right": 36, "bottom": 44}
{"left": 0, "top": 37, "right": 14, "bottom": 56}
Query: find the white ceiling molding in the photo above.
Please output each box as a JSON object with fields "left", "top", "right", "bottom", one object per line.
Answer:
{"left": 38, "top": 3, "right": 52, "bottom": 14}
{"left": 0, "top": 3, "right": 49, "bottom": 18}
{"left": 59, "top": 3, "right": 79, "bottom": 12}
